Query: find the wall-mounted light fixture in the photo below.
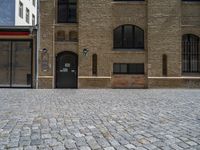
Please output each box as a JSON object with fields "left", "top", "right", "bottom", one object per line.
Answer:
{"left": 83, "top": 48, "right": 89, "bottom": 56}
{"left": 41, "top": 48, "right": 48, "bottom": 53}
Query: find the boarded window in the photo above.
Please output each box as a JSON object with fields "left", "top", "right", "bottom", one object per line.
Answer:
{"left": 56, "top": 31, "right": 65, "bottom": 41}
{"left": 92, "top": 54, "right": 97, "bottom": 76}
{"left": 69, "top": 31, "right": 78, "bottom": 41}
{"left": 162, "top": 54, "right": 167, "bottom": 76}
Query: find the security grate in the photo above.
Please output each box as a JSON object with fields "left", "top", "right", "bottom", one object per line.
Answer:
{"left": 182, "top": 34, "right": 200, "bottom": 73}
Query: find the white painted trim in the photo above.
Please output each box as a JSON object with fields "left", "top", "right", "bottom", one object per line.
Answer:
{"left": 148, "top": 77, "right": 200, "bottom": 79}
{"left": 38, "top": 76, "right": 54, "bottom": 79}
{"left": 78, "top": 76, "right": 111, "bottom": 79}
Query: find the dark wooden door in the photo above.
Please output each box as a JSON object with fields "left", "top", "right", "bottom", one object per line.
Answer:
{"left": 56, "top": 52, "right": 78, "bottom": 88}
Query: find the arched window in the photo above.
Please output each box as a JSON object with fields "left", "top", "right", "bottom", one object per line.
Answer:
{"left": 92, "top": 54, "right": 97, "bottom": 76}
{"left": 69, "top": 31, "right": 78, "bottom": 42}
{"left": 182, "top": 34, "right": 200, "bottom": 73}
{"left": 56, "top": 30, "right": 65, "bottom": 41}
{"left": 114, "top": 25, "right": 144, "bottom": 49}
{"left": 162, "top": 54, "right": 168, "bottom": 76}
{"left": 57, "top": 0, "right": 77, "bottom": 23}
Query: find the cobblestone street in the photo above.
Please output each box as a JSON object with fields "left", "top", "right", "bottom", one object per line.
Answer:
{"left": 0, "top": 89, "right": 200, "bottom": 150}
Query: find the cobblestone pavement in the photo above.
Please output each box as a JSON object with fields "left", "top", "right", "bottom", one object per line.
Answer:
{"left": 0, "top": 89, "right": 200, "bottom": 150}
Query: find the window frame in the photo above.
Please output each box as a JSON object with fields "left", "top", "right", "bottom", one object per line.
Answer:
{"left": 113, "top": 63, "right": 145, "bottom": 75}
{"left": 57, "top": 0, "right": 77, "bottom": 23}
{"left": 26, "top": 8, "right": 30, "bottom": 24}
{"left": 182, "top": 0, "right": 200, "bottom": 2}
{"left": 32, "top": 14, "right": 35, "bottom": 26}
{"left": 113, "top": 0, "right": 144, "bottom": 1}
{"left": 113, "top": 24, "right": 144, "bottom": 50}
{"left": 182, "top": 34, "right": 200, "bottom": 74}
{"left": 19, "top": 1, "right": 23, "bottom": 19}
{"left": 32, "top": 0, "right": 36, "bottom": 7}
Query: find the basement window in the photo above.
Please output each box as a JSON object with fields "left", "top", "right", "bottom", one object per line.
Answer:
{"left": 113, "top": 63, "right": 144, "bottom": 74}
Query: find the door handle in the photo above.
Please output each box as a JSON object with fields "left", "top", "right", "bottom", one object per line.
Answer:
{"left": 71, "top": 70, "right": 77, "bottom": 76}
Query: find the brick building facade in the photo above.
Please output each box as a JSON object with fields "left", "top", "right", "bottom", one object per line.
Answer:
{"left": 38, "top": 0, "right": 200, "bottom": 89}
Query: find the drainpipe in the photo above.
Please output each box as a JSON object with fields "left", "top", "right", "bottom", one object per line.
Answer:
{"left": 36, "top": 0, "right": 40, "bottom": 89}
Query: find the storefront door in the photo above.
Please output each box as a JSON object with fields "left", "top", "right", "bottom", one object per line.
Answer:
{"left": 0, "top": 40, "right": 32, "bottom": 88}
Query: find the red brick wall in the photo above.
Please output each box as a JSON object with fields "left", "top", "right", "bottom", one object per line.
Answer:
{"left": 111, "top": 75, "right": 146, "bottom": 88}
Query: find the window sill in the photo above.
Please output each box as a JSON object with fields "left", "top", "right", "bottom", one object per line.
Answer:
{"left": 112, "top": 1, "right": 146, "bottom": 5}
{"left": 55, "top": 40, "right": 78, "bottom": 44}
{"left": 112, "top": 74, "right": 145, "bottom": 76}
{"left": 182, "top": 1, "right": 200, "bottom": 5}
{"left": 54, "top": 23, "right": 78, "bottom": 27}
{"left": 113, "top": 48, "right": 145, "bottom": 53}
{"left": 182, "top": 73, "right": 200, "bottom": 76}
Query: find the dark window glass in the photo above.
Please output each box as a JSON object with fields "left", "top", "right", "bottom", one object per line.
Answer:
{"left": 58, "top": 0, "right": 77, "bottom": 23}
{"left": 135, "top": 26, "right": 144, "bottom": 48}
{"left": 124, "top": 25, "right": 134, "bottom": 48}
{"left": 19, "top": 1, "right": 23, "bottom": 18}
{"left": 120, "top": 64, "right": 128, "bottom": 73}
{"left": 182, "top": 0, "right": 200, "bottom": 1}
{"left": 113, "top": 63, "right": 144, "bottom": 74}
{"left": 32, "top": 14, "right": 35, "bottom": 26}
{"left": 26, "top": 8, "right": 30, "bottom": 23}
{"left": 32, "top": 0, "right": 36, "bottom": 6}
{"left": 114, "top": 26, "right": 122, "bottom": 48}
{"left": 113, "top": 25, "right": 144, "bottom": 49}
{"left": 114, "top": 0, "right": 144, "bottom": 1}
{"left": 182, "top": 34, "right": 200, "bottom": 73}
{"left": 92, "top": 54, "right": 97, "bottom": 76}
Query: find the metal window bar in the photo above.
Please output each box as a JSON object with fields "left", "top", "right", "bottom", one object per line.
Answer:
{"left": 182, "top": 35, "right": 200, "bottom": 73}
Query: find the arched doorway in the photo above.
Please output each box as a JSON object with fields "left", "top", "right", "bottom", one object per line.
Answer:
{"left": 56, "top": 51, "right": 78, "bottom": 88}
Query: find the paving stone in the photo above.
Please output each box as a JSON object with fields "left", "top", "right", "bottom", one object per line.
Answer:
{"left": 96, "top": 137, "right": 110, "bottom": 148}
{"left": 7, "top": 141, "right": 19, "bottom": 148}
{"left": 19, "top": 140, "right": 30, "bottom": 147}
{"left": 109, "top": 139, "right": 120, "bottom": 147}
{"left": 75, "top": 133, "right": 85, "bottom": 138}
{"left": 31, "top": 139, "right": 42, "bottom": 146}
{"left": 143, "top": 144, "right": 157, "bottom": 150}
{"left": 135, "top": 147, "right": 147, "bottom": 150}
{"left": 124, "top": 144, "right": 136, "bottom": 149}
{"left": 24, "top": 146, "right": 37, "bottom": 150}
{"left": 64, "top": 139, "right": 76, "bottom": 149}
{"left": 0, "top": 89, "right": 199, "bottom": 149}
{"left": 115, "top": 145, "right": 127, "bottom": 150}
{"left": 52, "top": 144, "right": 65, "bottom": 150}
{"left": 79, "top": 146, "right": 91, "bottom": 150}
{"left": 86, "top": 136, "right": 101, "bottom": 149}
{"left": 177, "top": 142, "right": 190, "bottom": 149}
{"left": 186, "top": 141, "right": 198, "bottom": 146}
{"left": 104, "top": 147, "right": 115, "bottom": 150}
{"left": 8, "top": 147, "right": 23, "bottom": 150}
{"left": 41, "top": 134, "right": 52, "bottom": 139}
